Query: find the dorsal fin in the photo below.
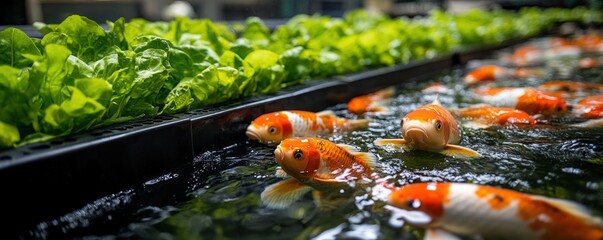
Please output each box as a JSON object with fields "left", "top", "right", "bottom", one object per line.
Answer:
{"left": 336, "top": 143, "right": 360, "bottom": 152}
{"left": 530, "top": 195, "right": 603, "bottom": 228}
{"left": 432, "top": 95, "right": 442, "bottom": 106}
{"left": 336, "top": 143, "right": 377, "bottom": 168}
{"left": 317, "top": 110, "right": 336, "bottom": 117}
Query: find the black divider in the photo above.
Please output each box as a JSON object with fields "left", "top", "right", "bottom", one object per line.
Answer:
{"left": 0, "top": 116, "right": 193, "bottom": 233}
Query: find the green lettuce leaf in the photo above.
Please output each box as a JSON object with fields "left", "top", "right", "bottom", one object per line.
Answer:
{"left": 0, "top": 27, "right": 42, "bottom": 68}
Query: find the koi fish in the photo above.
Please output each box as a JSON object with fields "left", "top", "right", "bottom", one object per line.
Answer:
{"left": 537, "top": 80, "right": 603, "bottom": 93}
{"left": 579, "top": 57, "right": 600, "bottom": 68}
{"left": 374, "top": 98, "right": 480, "bottom": 159}
{"left": 452, "top": 104, "right": 536, "bottom": 128}
{"left": 347, "top": 87, "right": 395, "bottom": 114}
{"left": 246, "top": 110, "right": 369, "bottom": 145}
{"left": 573, "top": 95, "right": 603, "bottom": 119}
{"left": 575, "top": 33, "right": 603, "bottom": 52}
{"left": 512, "top": 44, "right": 543, "bottom": 66}
{"left": 463, "top": 65, "right": 511, "bottom": 85}
{"left": 473, "top": 87, "right": 567, "bottom": 116}
{"left": 464, "top": 65, "right": 544, "bottom": 85}
{"left": 261, "top": 137, "right": 377, "bottom": 209}
{"left": 421, "top": 82, "right": 450, "bottom": 94}
{"left": 387, "top": 182, "right": 603, "bottom": 240}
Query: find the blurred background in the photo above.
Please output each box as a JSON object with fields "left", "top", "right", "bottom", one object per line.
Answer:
{"left": 1, "top": 0, "right": 600, "bottom": 26}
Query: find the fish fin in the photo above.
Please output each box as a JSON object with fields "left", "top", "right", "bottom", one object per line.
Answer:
{"left": 352, "top": 151, "right": 378, "bottom": 168}
{"left": 345, "top": 119, "right": 370, "bottom": 130}
{"left": 313, "top": 176, "right": 347, "bottom": 184}
{"left": 312, "top": 191, "right": 349, "bottom": 212}
{"left": 261, "top": 178, "right": 313, "bottom": 209}
{"left": 374, "top": 138, "right": 410, "bottom": 150}
{"left": 368, "top": 100, "right": 392, "bottom": 113}
{"left": 569, "top": 118, "right": 603, "bottom": 128}
{"left": 530, "top": 195, "right": 603, "bottom": 227}
{"left": 424, "top": 228, "right": 462, "bottom": 240}
{"left": 316, "top": 110, "right": 337, "bottom": 117}
{"left": 432, "top": 95, "right": 442, "bottom": 106}
{"left": 274, "top": 167, "right": 288, "bottom": 178}
{"left": 336, "top": 143, "right": 360, "bottom": 152}
{"left": 440, "top": 144, "right": 481, "bottom": 159}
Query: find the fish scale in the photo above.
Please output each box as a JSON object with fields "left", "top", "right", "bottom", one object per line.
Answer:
{"left": 284, "top": 111, "right": 328, "bottom": 136}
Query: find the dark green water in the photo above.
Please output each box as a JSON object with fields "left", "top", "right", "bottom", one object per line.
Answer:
{"left": 26, "top": 39, "right": 603, "bottom": 239}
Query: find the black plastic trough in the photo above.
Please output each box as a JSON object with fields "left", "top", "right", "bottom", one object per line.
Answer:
{"left": 0, "top": 38, "right": 530, "bottom": 236}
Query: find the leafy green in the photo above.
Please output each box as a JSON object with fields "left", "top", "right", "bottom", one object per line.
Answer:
{"left": 1, "top": 7, "right": 602, "bottom": 149}
{"left": 0, "top": 28, "right": 42, "bottom": 68}
{"left": 244, "top": 49, "right": 284, "bottom": 95}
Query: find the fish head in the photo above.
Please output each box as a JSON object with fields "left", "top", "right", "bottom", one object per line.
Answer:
{"left": 246, "top": 112, "right": 292, "bottom": 145}
{"left": 401, "top": 109, "right": 448, "bottom": 150}
{"left": 274, "top": 138, "right": 322, "bottom": 179}
{"left": 388, "top": 182, "right": 447, "bottom": 226}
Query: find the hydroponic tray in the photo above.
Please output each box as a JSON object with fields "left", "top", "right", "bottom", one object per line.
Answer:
{"left": 0, "top": 36, "right": 534, "bottom": 234}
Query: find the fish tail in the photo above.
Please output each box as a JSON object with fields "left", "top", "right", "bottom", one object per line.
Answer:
{"left": 344, "top": 119, "right": 370, "bottom": 130}
{"left": 376, "top": 86, "right": 396, "bottom": 98}
{"left": 353, "top": 151, "right": 378, "bottom": 168}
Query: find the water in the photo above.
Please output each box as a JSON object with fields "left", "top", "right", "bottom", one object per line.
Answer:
{"left": 25, "top": 38, "right": 603, "bottom": 239}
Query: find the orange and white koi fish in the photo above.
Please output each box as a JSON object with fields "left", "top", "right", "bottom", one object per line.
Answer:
{"left": 421, "top": 82, "right": 450, "bottom": 94}
{"left": 512, "top": 44, "right": 543, "bottom": 66}
{"left": 579, "top": 57, "right": 600, "bottom": 68}
{"left": 537, "top": 80, "right": 603, "bottom": 93}
{"left": 473, "top": 87, "right": 567, "bottom": 116}
{"left": 452, "top": 104, "right": 536, "bottom": 128}
{"left": 388, "top": 182, "right": 603, "bottom": 240}
{"left": 463, "top": 65, "right": 511, "bottom": 85}
{"left": 573, "top": 95, "right": 603, "bottom": 119}
{"left": 347, "top": 87, "right": 395, "bottom": 114}
{"left": 374, "top": 98, "right": 480, "bottom": 159}
{"left": 246, "top": 110, "right": 369, "bottom": 145}
{"left": 464, "top": 65, "right": 544, "bottom": 85}
{"left": 261, "top": 137, "right": 377, "bottom": 209}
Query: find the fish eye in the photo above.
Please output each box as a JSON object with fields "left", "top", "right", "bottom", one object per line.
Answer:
{"left": 435, "top": 121, "right": 442, "bottom": 131}
{"left": 293, "top": 149, "right": 303, "bottom": 160}
{"left": 556, "top": 106, "right": 563, "bottom": 112}
{"left": 268, "top": 126, "right": 277, "bottom": 134}
{"left": 406, "top": 199, "right": 421, "bottom": 209}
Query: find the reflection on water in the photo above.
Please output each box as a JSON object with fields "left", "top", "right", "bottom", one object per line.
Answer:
{"left": 26, "top": 39, "right": 603, "bottom": 239}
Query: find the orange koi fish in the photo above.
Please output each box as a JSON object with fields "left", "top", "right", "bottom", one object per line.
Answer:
{"left": 463, "top": 65, "right": 511, "bottom": 85}
{"left": 261, "top": 137, "right": 377, "bottom": 209}
{"left": 512, "top": 45, "right": 543, "bottom": 66}
{"left": 538, "top": 80, "right": 603, "bottom": 93}
{"left": 347, "top": 87, "right": 395, "bottom": 114}
{"left": 573, "top": 95, "right": 603, "bottom": 119}
{"left": 246, "top": 110, "right": 369, "bottom": 145}
{"left": 453, "top": 104, "right": 536, "bottom": 128}
{"left": 388, "top": 182, "right": 603, "bottom": 240}
{"left": 576, "top": 33, "right": 603, "bottom": 52}
{"left": 474, "top": 87, "right": 567, "bottom": 116}
{"left": 374, "top": 98, "right": 480, "bottom": 159}
{"left": 464, "top": 65, "right": 543, "bottom": 85}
